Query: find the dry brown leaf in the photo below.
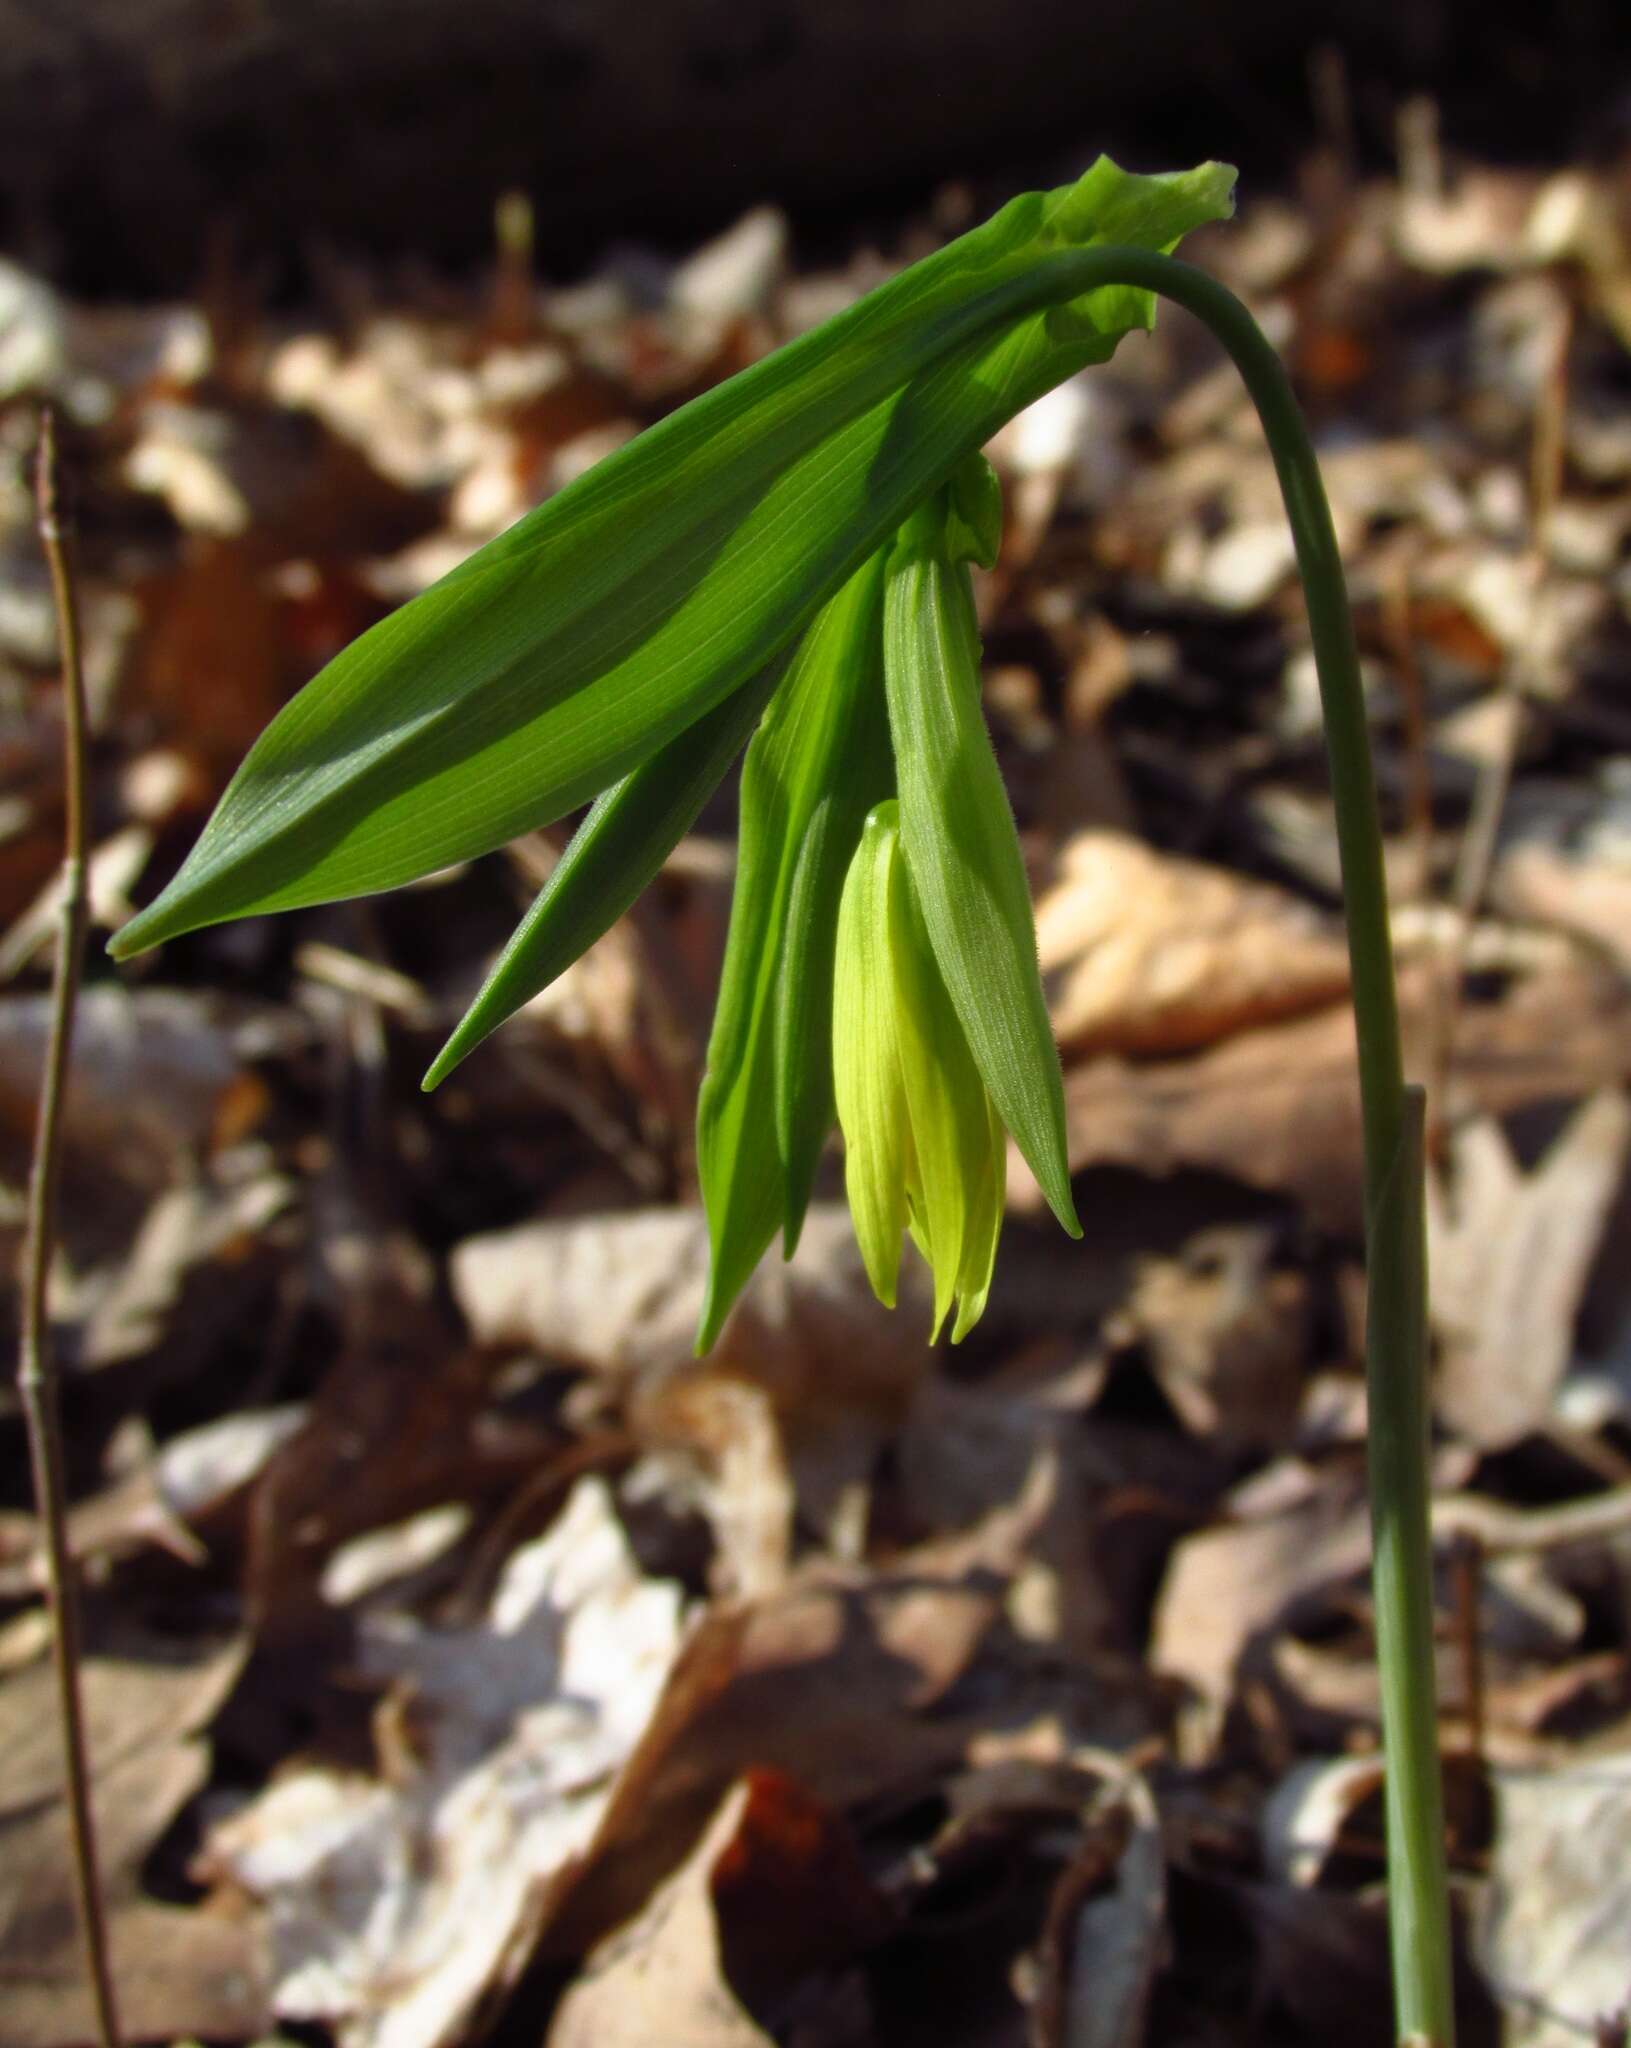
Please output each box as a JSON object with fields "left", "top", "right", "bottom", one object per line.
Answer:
{"left": 542, "top": 1573, "right": 998, "bottom": 1964}
{"left": 645, "top": 1377, "right": 796, "bottom": 1599}
{"left": 0, "top": 1629, "right": 244, "bottom": 1829}
{"left": 897, "top": 1381, "right": 1118, "bottom": 1666}
{"left": 1476, "top": 1755, "right": 1631, "bottom": 2045}
{"left": 0, "top": 987, "right": 302, "bottom": 1274}
{"left": 1393, "top": 155, "right": 1540, "bottom": 274}
{"left": 321, "top": 1503, "right": 476, "bottom": 1606}
{"left": 1034, "top": 831, "right": 1349, "bottom": 1058}
{"left": 551, "top": 1778, "right": 775, "bottom": 2048}
{"left": 1, "top": 1906, "right": 271, "bottom": 2048}
{"left": 0, "top": 1630, "right": 262, "bottom": 2048}
{"left": 544, "top": 1469, "right": 1159, "bottom": 1964}
{"left": 243, "top": 1305, "right": 537, "bottom": 1640}
{"left": 0, "top": 1403, "right": 309, "bottom": 1595}
{"left": 549, "top": 1770, "right": 889, "bottom": 2048}
{"left": 453, "top": 1204, "right": 928, "bottom": 1415}
{"left": 1260, "top": 1755, "right": 1386, "bottom": 1888}
{"left": 1496, "top": 839, "right": 1631, "bottom": 976}
{"left": 452, "top": 1204, "right": 934, "bottom": 1537}
{"left": 128, "top": 537, "right": 294, "bottom": 771}
{"left": 1420, "top": 545, "right": 1607, "bottom": 693}
{"left": 1150, "top": 1464, "right": 1371, "bottom": 1716}
{"left": 1525, "top": 169, "right": 1631, "bottom": 347}
{"left": 0, "top": 824, "right": 155, "bottom": 982}
{"left": 1430, "top": 1093, "right": 1631, "bottom": 1448}
{"left": 77, "top": 1168, "right": 297, "bottom": 1376}
{"left": 1022, "top": 966, "right": 1631, "bottom": 1236}
{"left": 1115, "top": 1225, "right": 1311, "bottom": 1455}
{"left": 207, "top": 1476, "right": 686, "bottom": 2048}
{"left": 1031, "top": 1762, "right": 1166, "bottom": 2048}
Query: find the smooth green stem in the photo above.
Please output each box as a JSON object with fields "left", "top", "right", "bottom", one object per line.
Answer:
{"left": 1071, "top": 251, "right": 1451, "bottom": 2045}
{"left": 1367, "top": 1082, "right": 1448, "bottom": 2048}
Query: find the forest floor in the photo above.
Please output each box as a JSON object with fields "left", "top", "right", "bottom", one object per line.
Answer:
{"left": 3, "top": 119, "right": 1631, "bottom": 2048}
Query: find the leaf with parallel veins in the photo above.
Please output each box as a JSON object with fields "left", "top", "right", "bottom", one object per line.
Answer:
{"left": 109, "top": 158, "right": 1233, "bottom": 960}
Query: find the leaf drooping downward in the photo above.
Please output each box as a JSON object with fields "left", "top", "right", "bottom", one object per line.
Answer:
{"left": 883, "top": 468, "right": 1080, "bottom": 1237}
{"left": 110, "top": 158, "right": 1234, "bottom": 961}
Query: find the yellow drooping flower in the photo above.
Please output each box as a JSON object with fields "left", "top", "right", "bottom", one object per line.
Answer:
{"left": 833, "top": 800, "right": 1008, "bottom": 1342}
{"left": 106, "top": 160, "right": 1233, "bottom": 1351}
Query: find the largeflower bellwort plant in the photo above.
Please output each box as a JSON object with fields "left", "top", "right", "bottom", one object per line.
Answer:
{"left": 110, "top": 158, "right": 1454, "bottom": 2046}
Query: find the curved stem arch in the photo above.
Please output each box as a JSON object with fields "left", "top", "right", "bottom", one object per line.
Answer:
{"left": 1066, "top": 250, "right": 1451, "bottom": 2048}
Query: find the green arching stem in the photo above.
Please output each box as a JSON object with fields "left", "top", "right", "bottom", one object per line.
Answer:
{"left": 1053, "top": 251, "right": 1451, "bottom": 2046}
{"left": 1366, "top": 1081, "right": 1444, "bottom": 2048}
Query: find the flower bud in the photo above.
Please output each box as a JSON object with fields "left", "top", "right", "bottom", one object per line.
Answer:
{"left": 833, "top": 800, "right": 1006, "bottom": 1342}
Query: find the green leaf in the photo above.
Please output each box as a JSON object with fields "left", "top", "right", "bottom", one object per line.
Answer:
{"left": 110, "top": 157, "right": 1233, "bottom": 961}
{"left": 694, "top": 556, "right": 890, "bottom": 1350}
{"left": 771, "top": 613, "right": 893, "bottom": 1251}
{"left": 883, "top": 488, "right": 1081, "bottom": 1238}
{"left": 945, "top": 452, "right": 1004, "bottom": 570}
{"left": 420, "top": 661, "right": 784, "bottom": 1091}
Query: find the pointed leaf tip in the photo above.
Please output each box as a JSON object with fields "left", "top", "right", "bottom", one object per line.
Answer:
{"left": 423, "top": 668, "right": 780, "bottom": 1093}
{"left": 113, "top": 155, "right": 1235, "bottom": 960}
{"left": 695, "top": 555, "right": 890, "bottom": 1349}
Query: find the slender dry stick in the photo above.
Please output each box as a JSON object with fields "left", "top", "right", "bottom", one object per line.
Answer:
{"left": 1383, "top": 561, "right": 1437, "bottom": 909}
{"left": 1438, "top": 295, "right": 1574, "bottom": 1084}
{"left": 1448, "top": 1532, "right": 1486, "bottom": 1766}
{"left": 19, "top": 408, "right": 123, "bottom": 2048}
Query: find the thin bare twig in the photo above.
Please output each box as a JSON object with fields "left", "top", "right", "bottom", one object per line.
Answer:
{"left": 1433, "top": 294, "right": 1575, "bottom": 1094}
{"left": 1447, "top": 1532, "right": 1486, "bottom": 1766}
{"left": 1433, "top": 1483, "right": 1631, "bottom": 1559}
{"left": 18, "top": 408, "right": 123, "bottom": 2048}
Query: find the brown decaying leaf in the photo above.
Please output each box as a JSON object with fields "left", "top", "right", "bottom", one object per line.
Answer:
{"left": 1021, "top": 965, "right": 1631, "bottom": 1237}
{"left": 1034, "top": 830, "right": 1349, "bottom": 1058}
{"left": 1497, "top": 839, "right": 1631, "bottom": 978}
{"left": 1150, "top": 1464, "right": 1371, "bottom": 1717}
{"left": 1114, "top": 1225, "right": 1311, "bottom": 1455}
{"left": 1477, "top": 1755, "right": 1631, "bottom": 2046}
{"left": 206, "top": 1477, "right": 686, "bottom": 2048}
{"left": 0, "top": 985, "right": 287, "bottom": 1167}
{"left": 1029, "top": 1762, "right": 1166, "bottom": 2048}
{"left": 548, "top": 1771, "right": 891, "bottom": 2048}
{"left": 544, "top": 1463, "right": 1164, "bottom": 1965}
{"left": 1430, "top": 1092, "right": 1631, "bottom": 1448}
{"left": 451, "top": 1203, "right": 935, "bottom": 1541}
{"left": 0, "top": 1631, "right": 264, "bottom": 2048}
{"left": 452, "top": 1203, "right": 931, "bottom": 1418}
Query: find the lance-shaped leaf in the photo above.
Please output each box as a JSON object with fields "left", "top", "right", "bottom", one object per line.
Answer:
{"left": 770, "top": 608, "right": 893, "bottom": 1251}
{"left": 694, "top": 556, "right": 891, "bottom": 1351}
{"left": 883, "top": 464, "right": 1081, "bottom": 1237}
{"left": 109, "top": 157, "right": 1234, "bottom": 960}
{"left": 421, "top": 661, "right": 785, "bottom": 1090}
{"left": 833, "top": 800, "right": 1007, "bottom": 1341}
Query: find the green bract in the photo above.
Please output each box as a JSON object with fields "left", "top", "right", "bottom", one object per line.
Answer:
{"left": 883, "top": 459, "right": 1079, "bottom": 1238}
{"left": 108, "top": 154, "right": 1237, "bottom": 1349}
